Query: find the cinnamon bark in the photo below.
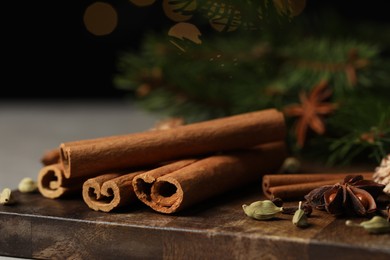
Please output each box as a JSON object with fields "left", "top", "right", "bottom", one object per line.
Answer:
{"left": 41, "top": 116, "right": 184, "bottom": 169}
{"left": 262, "top": 172, "right": 373, "bottom": 200}
{"left": 135, "top": 141, "right": 286, "bottom": 214}
{"left": 37, "top": 163, "right": 87, "bottom": 199}
{"left": 60, "top": 109, "right": 286, "bottom": 179}
{"left": 133, "top": 159, "right": 200, "bottom": 206}
{"left": 40, "top": 149, "right": 60, "bottom": 166}
{"left": 82, "top": 171, "right": 144, "bottom": 212}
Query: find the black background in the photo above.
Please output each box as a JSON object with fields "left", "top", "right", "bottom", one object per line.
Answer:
{"left": 2, "top": 1, "right": 389, "bottom": 99}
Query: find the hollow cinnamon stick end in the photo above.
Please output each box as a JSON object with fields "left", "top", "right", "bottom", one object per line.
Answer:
{"left": 82, "top": 179, "right": 102, "bottom": 211}
{"left": 37, "top": 164, "right": 67, "bottom": 199}
{"left": 132, "top": 174, "right": 156, "bottom": 206}
{"left": 82, "top": 179, "right": 122, "bottom": 213}
{"left": 149, "top": 178, "right": 184, "bottom": 214}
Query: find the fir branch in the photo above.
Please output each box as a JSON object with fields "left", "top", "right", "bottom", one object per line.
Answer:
{"left": 326, "top": 98, "right": 390, "bottom": 165}
{"left": 114, "top": 12, "right": 390, "bottom": 165}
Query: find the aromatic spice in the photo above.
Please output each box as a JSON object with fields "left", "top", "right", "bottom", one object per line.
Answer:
{"left": 242, "top": 200, "right": 283, "bottom": 220}
{"left": 346, "top": 216, "right": 390, "bottom": 234}
{"left": 262, "top": 173, "right": 372, "bottom": 201}
{"left": 282, "top": 201, "right": 313, "bottom": 216}
{"left": 271, "top": 197, "right": 284, "bottom": 207}
{"left": 305, "top": 175, "right": 385, "bottom": 216}
{"left": 292, "top": 201, "right": 309, "bottom": 228}
{"left": 18, "top": 177, "right": 38, "bottom": 193}
{"left": 283, "top": 80, "right": 338, "bottom": 147}
{"left": 0, "top": 188, "right": 15, "bottom": 205}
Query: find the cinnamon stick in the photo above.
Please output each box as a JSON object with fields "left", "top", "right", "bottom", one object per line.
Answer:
{"left": 40, "top": 149, "right": 60, "bottom": 166}
{"left": 83, "top": 159, "right": 199, "bottom": 212}
{"left": 262, "top": 172, "right": 374, "bottom": 200}
{"left": 36, "top": 116, "right": 187, "bottom": 200}
{"left": 40, "top": 116, "right": 184, "bottom": 169}
{"left": 60, "top": 109, "right": 286, "bottom": 179}
{"left": 82, "top": 171, "right": 144, "bottom": 212}
{"left": 133, "top": 159, "right": 200, "bottom": 205}
{"left": 37, "top": 163, "right": 88, "bottom": 199}
{"left": 135, "top": 141, "right": 287, "bottom": 214}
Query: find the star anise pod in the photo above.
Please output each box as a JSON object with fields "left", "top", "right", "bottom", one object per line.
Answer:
{"left": 283, "top": 80, "right": 338, "bottom": 148}
{"left": 304, "top": 175, "right": 385, "bottom": 216}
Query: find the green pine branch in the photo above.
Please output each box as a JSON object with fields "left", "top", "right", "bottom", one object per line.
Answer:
{"left": 114, "top": 10, "right": 390, "bottom": 165}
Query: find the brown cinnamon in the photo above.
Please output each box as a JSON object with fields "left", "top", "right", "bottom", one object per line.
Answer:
{"left": 133, "top": 159, "right": 200, "bottom": 206}
{"left": 59, "top": 109, "right": 286, "bottom": 179}
{"left": 40, "top": 149, "right": 60, "bottom": 166}
{"left": 37, "top": 163, "right": 88, "bottom": 199}
{"left": 135, "top": 141, "right": 286, "bottom": 214}
{"left": 82, "top": 171, "right": 144, "bottom": 212}
{"left": 262, "top": 172, "right": 373, "bottom": 200}
{"left": 40, "top": 116, "right": 184, "bottom": 168}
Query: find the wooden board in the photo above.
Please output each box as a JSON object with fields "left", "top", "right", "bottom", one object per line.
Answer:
{"left": 1, "top": 184, "right": 389, "bottom": 260}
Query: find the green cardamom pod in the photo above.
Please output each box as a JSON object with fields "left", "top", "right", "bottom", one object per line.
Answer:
{"left": 242, "top": 200, "right": 283, "bottom": 220}
{"left": 359, "top": 216, "right": 390, "bottom": 234}
{"left": 292, "top": 201, "right": 309, "bottom": 228}
{"left": 0, "top": 188, "right": 15, "bottom": 205}
{"left": 18, "top": 177, "right": 38, "bottom": 193}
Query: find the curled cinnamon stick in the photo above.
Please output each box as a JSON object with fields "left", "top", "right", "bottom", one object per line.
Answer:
{"left": 136, "top": 141, "right": 286, "bottom": 214}
{"left": 60, "top": 109, "right": 286, "bottom": 179}
{"left": 133, "top": 159, "right": 200, "bottom": 206}
{"left": 36, "top": 116, "right": 188, "bottom": 200}
{"left": 262, "top": 172, "right": 373, "bottom": 200}
{"left": 37, "top": 163, "right": 87, "bottom": 199}
{"left": 82, "top": 171, "right": 144, "bottom": 212}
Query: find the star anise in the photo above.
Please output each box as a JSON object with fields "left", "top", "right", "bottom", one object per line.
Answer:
{"left": 304, "top": 175, "right": 385, "bottom": 217}
{"left": 283, "top": 80, "right": 338, "bottom": 147}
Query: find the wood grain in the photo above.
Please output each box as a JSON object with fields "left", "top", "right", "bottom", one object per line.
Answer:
{"left": 0, "top": 185, "right": 389, "bottom": 260}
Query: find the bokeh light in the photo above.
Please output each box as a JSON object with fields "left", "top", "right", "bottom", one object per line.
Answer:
{"left": 84, "top": 2, "right": 118, "bottom": 36}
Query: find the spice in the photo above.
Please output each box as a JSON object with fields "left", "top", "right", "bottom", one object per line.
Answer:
{"left": 37, "top": 163, "right": 86, "bottom": 199}
{"left": 283, "top": 80, "right": 338, "bottom": 147}
{"left": 305, "top": 174, "right": 385, "bottom": 216}
{"left": 18, "top": 177, "right": 38, "bottom": 193}
{"left": 83, "top": 171, "right": 144, "bottom": 212}
{"left": 138, "top": 142, "right": 286, "bottom": 214}
{"left": 282, "top": 201, "right": 312, "bottom": 216}
{"left": 346, "top": 216, "right": 390, "bottom": 234}
{"left": 60, "top": 108, "right": 286, "bottom": 179}
{"left": 0, "top": 188, "right": 15, "bottom": 205}
{"left": 292, "top": 201, "right": 309, "bottom": 228}
{"left": 242, "top": 200, "right": 283, "bottom": 220}
{"left": 262, "top": 172, "right": 372, "bottom": 201}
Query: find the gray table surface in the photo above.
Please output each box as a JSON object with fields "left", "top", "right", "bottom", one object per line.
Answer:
{"left": 0, "top": 99, "right": 161, "bottom": 259}
{"left": 0, "top": 99, "right": 160, "bottom": 191}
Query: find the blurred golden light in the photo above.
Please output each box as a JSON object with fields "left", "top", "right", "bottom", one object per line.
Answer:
{"left": 168, "top": 22, "right": 202, "bottom": 44}
{"left": 84, "top": 2, "right": 118, "bottom": 36}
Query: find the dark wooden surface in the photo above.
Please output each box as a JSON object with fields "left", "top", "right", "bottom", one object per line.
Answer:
{"left": 1, "top": 183, "right": 389, "bottom": 260}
